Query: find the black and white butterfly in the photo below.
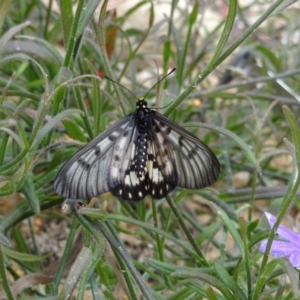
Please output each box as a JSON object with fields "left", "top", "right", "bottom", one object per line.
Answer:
{"left": 54, "top": 71, "right": 220, "bottom": 202}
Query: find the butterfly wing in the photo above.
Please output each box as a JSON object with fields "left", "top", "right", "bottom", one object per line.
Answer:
{"left": 110, "top": 166, "right": 149, "bottom": 201}
{"left": 54, "top": 107, "right": 219, "bottom": 201}
{"left": 54, "top": 114, "right": 138, "bottom": 199}
{"left": 146, "top": 127, "right": 177, "bottom": 199}
{"left": 148, "top": 111, "right": 220, "bottom": 196}
{"left": 110, "top": 141, "right": 149, "bottom": 201}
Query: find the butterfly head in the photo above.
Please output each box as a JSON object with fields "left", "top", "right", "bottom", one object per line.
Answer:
{"left": 136, "top": 97, "right": 148, "bottom": 109}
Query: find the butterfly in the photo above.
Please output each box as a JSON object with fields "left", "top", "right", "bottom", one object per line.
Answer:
{"left": 54, "top": 70, "right": 220, "bottom": 202}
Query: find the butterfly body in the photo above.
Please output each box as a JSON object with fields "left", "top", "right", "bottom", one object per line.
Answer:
{"left": 134, "top": 98, "right": 149, "bottom": 177}
{"left": 54, "top": 98, "right": 220, "bottom": 202}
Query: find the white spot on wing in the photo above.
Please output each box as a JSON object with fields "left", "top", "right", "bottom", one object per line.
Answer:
{"left": 152, "top": 166, "right": 161, "bottom": 183}
{"left": 111, "top": 167, "right": 119, "bottom": 179}
{"left": 118, "top": 135, "right": 130, "bottom": 150}
{"left": 156, "top": 132, "right": 165, "bottom": 144}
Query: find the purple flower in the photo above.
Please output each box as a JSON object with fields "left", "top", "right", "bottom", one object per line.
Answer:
{"left": 259, "top": 212, "right": 300, "bottom": 269}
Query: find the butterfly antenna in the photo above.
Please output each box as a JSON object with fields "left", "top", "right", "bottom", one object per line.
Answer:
{"left": 143, "top": 68, "right": 176, "bottom": 100}
{"left": 105, "top": 68, "right": 176, "bottom": 101}
{"left": 104, "top": 75, "right": 140, "bottom": 101}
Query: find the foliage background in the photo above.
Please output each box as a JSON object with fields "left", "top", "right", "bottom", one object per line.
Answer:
{"left": 0, "top": 0, "right": 300, "bottom": 299}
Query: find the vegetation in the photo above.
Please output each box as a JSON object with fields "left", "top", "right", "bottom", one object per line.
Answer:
{"left": 0, "top": 0, "right": 299, "bottom": 299}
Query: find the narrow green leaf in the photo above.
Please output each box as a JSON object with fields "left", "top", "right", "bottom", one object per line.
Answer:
{"left": 253, "top": 258, "right": 297, "bottom": 299}
{"left": 0, "top": 131, "right": 9, "bottom": 165}
{"left": 0, "top": 244, "right": 15, "bottom": 300}
{"left": 16, "top": 35, "right": 64, "bottom": 64}
{"left": 59, "top": 0, "right": 73, "bottom": 49}
{"left": 214, "top": 260, "right": 246, "bottom": 300}
{"left": 255, "top": 45, "right": 281, "bottom": 71}
{"left": 283, "top": 106, "right": 300, "bottom": 169}
{"left": 0, "top": 148, "right": 27, "bottom": 174}
{"left": 171, "top": 269, "right": 235, "bottom": 300}
{"left": 209, "top": 202, "right": 244, "bottom": 256}
{"left": 205, "top": 287, "right": 219, "bottom": 300}
{"left": 75, "top": 0, "right": 102, "bottom": 40}
{"left": 3, "top": 246, "right": 51, "bottom": 262}
{"left": 166, "top": 287, "right": 196, "bottom": 300}
{"left": 22, "top": 172, "right": 40, "bottom": 213}
{"left": 73, "top": 85, "right": 94, "bottom": 140}
{"left": 0, "top": 127, "right": 24, "bottom": 150}
{"left": 0, "top": 106, "right": 29, "bottom": 150}
{"left": 62, "top": 119, "right": 87, "bottom": 142}
{"left": 85, "top": 58, "right": 102, "bottom": 135}
{"left": 32, "top": 109, "right": 83, "bottom": 148}
{"left": 0, "top": 21, "right": 30, "bottom": 54}
{"left": 189, "top": 1, "right": 198, "bottom": 24}
{"left": 163, "top": 39, "right": 171, "bottom": 70}
{"left": 0, "top": 231, "right": 11, "bottom": 247}
{"left": 0, "top": 180, "right": 16, "bottom": 196}
{"left": 79, "top": 207, "right": 107, "bottom": 220}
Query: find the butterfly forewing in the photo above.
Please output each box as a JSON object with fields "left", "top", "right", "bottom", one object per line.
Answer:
{"left": 54, "top": 115, "right": 136, "bottom": 199}
{"left": 151, "top": 111, "right": 220, "bottom": 189}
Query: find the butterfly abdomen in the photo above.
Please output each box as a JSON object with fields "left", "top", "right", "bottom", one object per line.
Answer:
{"left": 134, "top": 99, "right": 149, "bottom": 177}
{"left": 134, "top": 132, "right": 148, "bottom": 177}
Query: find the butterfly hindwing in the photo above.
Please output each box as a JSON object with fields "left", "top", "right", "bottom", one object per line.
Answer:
{"left": 110, "top": 169, "right": 148, "bottom": 201}
{"left": 110, "top": 140, "right": 149, "bottom": 201}
{"left": 145, "top": 137, "right": 176, "bottom": 199}
{"left": 54, "top": 115, "right": 136, "bottom": 199}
